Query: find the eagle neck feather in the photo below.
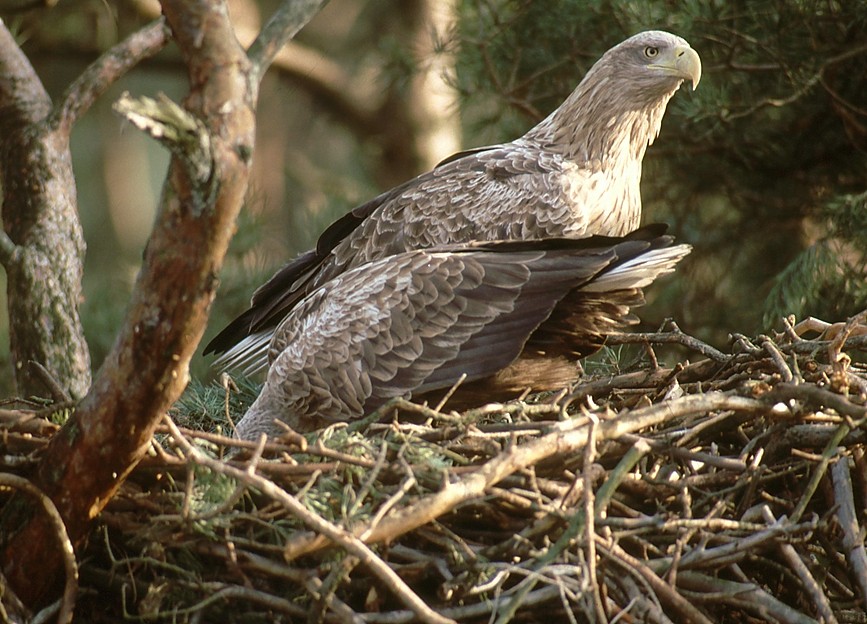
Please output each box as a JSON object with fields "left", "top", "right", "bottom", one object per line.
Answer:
{"left": 524, "top": 73, "right": 677, "bottom": 168}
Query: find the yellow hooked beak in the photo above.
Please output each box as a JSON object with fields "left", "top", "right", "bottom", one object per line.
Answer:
{"left": 653, "top": 44, "right": 702, "bottom": 90}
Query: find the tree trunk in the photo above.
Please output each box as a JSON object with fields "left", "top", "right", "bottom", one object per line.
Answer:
{"left": 367, "top": 0, "right": 461, "bottom": 188}
{"left": 0, "top": 28, "right": 90, "bottom": 399}
{"left": 0, "top": 0, "right": 326, "bottom": 609}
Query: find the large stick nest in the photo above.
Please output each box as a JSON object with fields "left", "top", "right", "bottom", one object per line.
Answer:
{"left": 3, "top": 319, "right": 867, "bottom": 623}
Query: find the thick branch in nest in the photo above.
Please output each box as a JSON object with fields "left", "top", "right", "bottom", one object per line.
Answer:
{"left": 282, "top": 393, "right": 767, "bottom": 562}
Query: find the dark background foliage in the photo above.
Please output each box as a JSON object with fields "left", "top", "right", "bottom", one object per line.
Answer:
{"left": 1, "top": 0, "right": 866, "bottom": 392}
{"left": 453, "top": 0, "right": 867, "bottom": 342}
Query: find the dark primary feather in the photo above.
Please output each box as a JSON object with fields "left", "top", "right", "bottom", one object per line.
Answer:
{"left": 205, "top": 30, "right": 701, "bottom": 373}
{"left": 233, "top": 226, "right": 691, "bottom": 440}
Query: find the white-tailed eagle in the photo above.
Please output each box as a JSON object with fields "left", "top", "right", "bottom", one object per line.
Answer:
{"left": 206, "top": 31, "right": 701, "bottom": 375}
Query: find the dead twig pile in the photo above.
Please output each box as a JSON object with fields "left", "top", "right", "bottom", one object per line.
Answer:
{"left": 2, "top": 317, "right": 867, "bottom": 623}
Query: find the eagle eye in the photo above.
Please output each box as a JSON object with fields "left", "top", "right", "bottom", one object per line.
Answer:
{"left": 644, "top": 46, "right": 659, "bottom": 58}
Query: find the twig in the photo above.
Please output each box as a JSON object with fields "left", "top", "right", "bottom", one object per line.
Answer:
{"left": 135, "top": 583, "right": 308, "bottom": 620}
{"left": 348, "top": 439, "right": 389, "bottom": 519}
{"left": 191, "top": 542, "right": 361, "bottom": 622}
{"left": 247, "top": 0, "right": 330, "bottom": 82}
{"left": 363, "top": 457, "right": 417, "bottom": 538}
{"left": 790, "top": 421, "right": 851, "bottom": 524}
{"left": 595, "top": 439, "right": 651, "bottom": 515}
{"left": 599, "top": 517, "right": 769, "bottom": 532}
{"left": 617, "top": 432, "right": 747, "bottom": 472}
{"left": 598, "top": 540, "right": 715, "bottom": 624}
{"left": 497, "top": 436, "right": 650, "bottom": 624}
{"left": 675, "top": 571, "right": 819, "bottom": 624}
{"left": 28, "top": 361, "right": 72, "bottom": 403}
{"left": 53, "top": 18, "right": 170, "bottom": 134}
{"left": 0, "top": 474, "right": 77, "bottom": 624}
{"left": 760, "top": 506, "right": 838, "bottom": 624}
{"left": 0, "top": 408, "right": 59, "bottom": 435}
{"left": 0, "top": 230, "right": 19, "bottom": 267}
{"left": 220, "top": 373, "right": 238, "bottom": 435}
{"left": 781, "top": 315, "right": 805, "bottom": 343}
{"left": 604, "top": 329, "right": 729, "bottom": 363}
{"left": 583, "top": 415, "right": 607, "bottom": 624}
{"left": 831, "top": 455, "right": 867, "bottom": 608}
{"left": 828, "top": 311, "right": 867, "bottom": 369}
{"left": 311, "top": 554, "right": 361, "bottom": 624}
{"left": 730, "top": 333, "right": 763, "bottom": 356}
{"left": 0, "top": 569, "right": 27, "bottom": 623}
{"left": 719, "top": 41, "right": 867, "bottom": 123}
{"left": 648, "top": 516, "right": 819, "bottom": 573}
{"left": 567, "top": 359, "right": 720, "bottom": 404}
{"left": 782, "top": 334, "right": 867, "bottom": 356}
{"left": 759, "top": 336, "right": 794, "bottom": 382}
{"left": 161, "top": 416, "right": 455, "bottom": 624}
{"left": 606, "top": 579, "right": 668, "bottom": 624}
{"left": 783, "top": 424, "right": 867, "bottom": 449}
{"left": 354, "top": 397, "right": 450, "bottom": 431}
{"left": 360, "top": 586, "right": 565, "bottom": 623}
{"left": 767, "top": 382, "right": 867, "bottom": 422}
{"left": 435, "top": 373, "right": 467, "bottom": 412}
{"left": 154, "top": 424, "right": 374, "bottom": 467}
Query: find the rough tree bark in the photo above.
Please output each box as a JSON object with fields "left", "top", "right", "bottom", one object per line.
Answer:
{"left": 0, "top": 21, "right": 95, "bottom": 399}
{"left": 0, "top": 0, "right": 326, "bottom": 611}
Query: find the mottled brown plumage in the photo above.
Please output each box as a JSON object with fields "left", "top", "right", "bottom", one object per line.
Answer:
{"left": 206, "top": 31, "right": 701, "bottom": 374}
{"left": 234, "top": 227, "right": 690, "bottom": 440}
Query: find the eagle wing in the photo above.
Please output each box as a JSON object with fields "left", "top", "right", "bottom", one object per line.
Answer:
{"left": 234, "top": 229, "right": 689, "bottom": 439}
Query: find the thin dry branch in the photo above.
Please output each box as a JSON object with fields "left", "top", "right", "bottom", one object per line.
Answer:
{"left": 0, "top": 474, "right": 77, "bottom": 624}
{"left": 598, "top": 540, "right": 715, "bottom": 624}
{"left": 760, "top": 335, "right": 794, "bottom": 382}
{"left": 761, "top": 506, "right": 838, "bottom": 624}
{"left": 604, "top": 326, "right": 729, "bottom": 362}
{"left": 675, "top": 571, "right": 818, "bottom": 623}
{"left": 831, "top": 456, "right": 867, "bottom": 607}
{"left": 768, "top": 382, "right": 867, "bottom": 421}
{"left": 52, "top": 18, "right": 170, "bottom": 134}
{"left": 247, "top": 0, "right": 330, "bottom": 83}
{"left": 0, "top": 229, "right": 17, "bottom": 266}
{"left": 567, "top": 358, "right": 721, "bottom": 404}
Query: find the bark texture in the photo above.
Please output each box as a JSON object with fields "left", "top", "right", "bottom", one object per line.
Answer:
{"left": 0, "top": 26, "right": 90, "bottom": 399}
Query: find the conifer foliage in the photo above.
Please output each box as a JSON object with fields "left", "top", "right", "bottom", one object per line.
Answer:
{"left": 452, "top": 0, "right": 867, "bottom": 338}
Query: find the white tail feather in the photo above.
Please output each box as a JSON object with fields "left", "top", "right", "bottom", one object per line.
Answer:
{"left": 210, "top": 331, "right": 272, "bottom": 376}
{"left": 582, "top": 244, "right": 691, "bottom": 292}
